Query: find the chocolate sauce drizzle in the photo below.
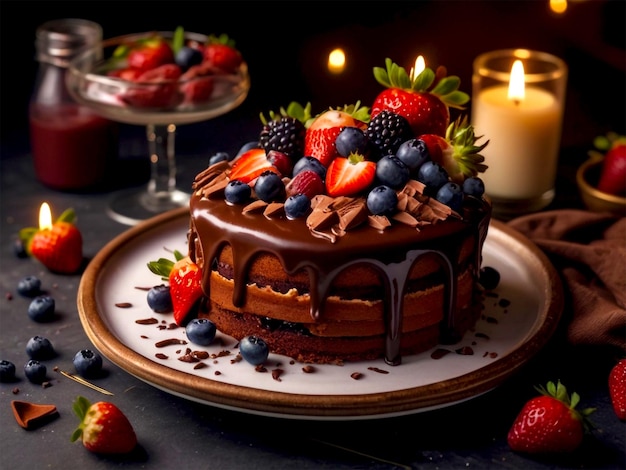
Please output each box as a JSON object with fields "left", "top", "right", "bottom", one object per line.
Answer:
{"left": 189, "top": 170, "right": 490, "bottom": 365}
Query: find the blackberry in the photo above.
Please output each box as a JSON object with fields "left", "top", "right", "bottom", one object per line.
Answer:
{"left": 365, "top": 110, "right": 412, "bottom": 160}
{"left": 259, "top": 116, "right": 305, "bottom": 160}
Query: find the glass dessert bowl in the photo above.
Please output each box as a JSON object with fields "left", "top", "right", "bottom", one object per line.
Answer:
{"left": 67, "top": 30, "right": 250, "bottom": 225}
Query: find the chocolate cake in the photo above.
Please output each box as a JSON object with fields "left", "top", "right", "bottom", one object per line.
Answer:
{"left": 187, "top": 59, "right": 491, "bottom": 365}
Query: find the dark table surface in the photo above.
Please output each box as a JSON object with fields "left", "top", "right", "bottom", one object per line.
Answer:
{"left": 1, "top": 1, "right": 625, "bottom": 469}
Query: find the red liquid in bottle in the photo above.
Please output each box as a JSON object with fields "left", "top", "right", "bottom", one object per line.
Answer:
{"left": 29, "top": 103, "right": 118, "bottom": 191}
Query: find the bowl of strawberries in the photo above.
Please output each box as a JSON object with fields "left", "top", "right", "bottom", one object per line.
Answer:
{"left": 67, "top": 27, "right": 250, "bottom": 126}
{"left": 576, "top": 132, "right": 626, "bottom": 216}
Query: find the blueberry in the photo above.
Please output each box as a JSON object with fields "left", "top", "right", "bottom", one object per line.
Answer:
{"left": 417, "top": 161, "right": 449, "bottom": 194}
{"left": 17, "top": 275, "right": 42, "bottom": 297}
{"left": 27, "top": 295, "right": 55, "bottom": 322}
{"left": 0, "top": 360, "right": 17, "bottom": 382}
{"left": 185, "top": 318, "right": 217, "bottom": 346}
{"left": 335, "top": 126, "right": 369, "bottom": 157}
{"left": 462, "top": 176, "right": 485, "bottom": 198}
{"left": 292, "top": 156, "right": 326, "bottom": 180}
{"left": 435, "top": 182, "right": 464, "bottom": 212}
{"left": 239, "top": 336, "right": 269, "bottom": 365}
{"left": 366, "top": 185, "right": 399, "bottom": 216}
{"left": 395, "top": 138, "right": 430, "bottom": 171}
{"left": 209, "top": 151, "right": 230, "bottom": 166}
{"left": 13, "top": 239, "right": 28, "bottom": 258}
{"left": 254, "top": 171, "right": 285, "bottom": 203}
{"left": 175, "top": 45, "right": 203, "bottom": 72}
{"left": 147, "top": 284, "right": 172, "bottom": 313}
{"left": 479, "top": 266, "right": 501, "bottom": 290}
{"left": 375, "top": 155, "right": 410, "bottom": 189}
{"left": 25, "top": 336, "right": 55, "bottom": 360}
{"left": 24, "top": 360, "right": 47, "bottom": 384}
{"left": 225, "top": 179, "right": 252, "bottom": 204}
{"left": 235, "top": 141, "right": 261, "bottom": 159}
{"left": 284, "top": 193, "right": 311, "bottom": 219}
{"left": 73, "top": 349, "right": 103, "bottom": 378}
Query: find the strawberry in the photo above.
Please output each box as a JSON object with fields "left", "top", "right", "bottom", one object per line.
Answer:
{"left": 148, "top": 251, "right": 204, "bottom": 325}
{"left": 591, "top": 133, "right": 626, "bottom": 196}
{"left": 121, "top": 64, "right": 182, "bottom": 108}
{"left": 169, "top": 256, "right": 204, "bottom": 325}
{"left": 107, "top": 67, "right": 143, "bottom": 81}
{"left": 507, "top": 380, "right": 595, "bottom": 454}
{"left": 372, "top": 58, "right": 469, "bottom": 137}
{"left": 418, "top": 116, "right": 489, "bottom": 183}
{"left": 71, "top": 396, "right": 137, "bottom": 454}
{"left": 20, "top": 207, "right": 83, "bottom": 274}
{"left": 286, "top": 169, "right": 325, "bottom": 199}
{"left": 325, "top": 153, "right": 376, "bottom": 197}
{"left": 126, "top": 35, "right": 175, "bottom": 72}
{"left": 303, "top": 102, "right": 370, "bottom": 167}
{"left": 203, "top": 34, "right": 242, "bottom": 73}
{"left": 180, "top": 76, "right": 214, "bottom": 104}
{"left": 609, "top": 359, "right": 626, "bottom": 421}
{"left": 229, "top": 148, "right": 279, "bottom": 183}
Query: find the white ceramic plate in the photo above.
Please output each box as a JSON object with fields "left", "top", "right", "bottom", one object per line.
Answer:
{"left": 77, "top": 208, "right": 563, "bottom": 420}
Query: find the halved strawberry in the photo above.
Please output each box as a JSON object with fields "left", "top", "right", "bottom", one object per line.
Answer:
{"left": 419, "top": 116, "right": 488, "bottom": 183}
{"left": 372, "top": 58, "right": 469, "bottom": 137}
{"left": 169, "top": 256, "right": 204, "bottom": 326}
{"left": 325, "top": 153, "right": 376, "bottom": 197}
{"left": 147, "top": 251, "right": 203, "bottom": 326}
{"left": 229, "top": 148, "right": 279, "bottom": 183}
{"left": 304, "top": 103, "right": 370, "bottom": 168}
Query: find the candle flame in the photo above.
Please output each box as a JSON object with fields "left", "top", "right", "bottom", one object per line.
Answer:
{"left": 508, "top": 60, "right": 525, "bottom": 103}
{"left": 327, "top": 48, "right": 346, "bottom": 74}
{"left": 39, "top": 202, "right": 52, "bottom": 231}
{"left": 410, "top": 55, "right": 426, "bottom": 81}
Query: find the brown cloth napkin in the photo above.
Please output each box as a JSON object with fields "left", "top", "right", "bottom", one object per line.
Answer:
{"left": 508, "top": 210, "right": 626, "bottom": 352}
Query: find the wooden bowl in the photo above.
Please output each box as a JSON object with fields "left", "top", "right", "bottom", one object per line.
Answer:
{"left": 576, "top": 158, "right": 626, "bottom": 216}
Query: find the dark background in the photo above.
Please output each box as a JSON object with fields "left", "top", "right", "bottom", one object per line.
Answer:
{"left": 1, "top": 0, "right": 625, "bottom": 154}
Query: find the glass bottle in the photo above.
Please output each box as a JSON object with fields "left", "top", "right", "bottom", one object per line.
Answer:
{"left": 29, "top": 19, "right": 118, "bottom": 191}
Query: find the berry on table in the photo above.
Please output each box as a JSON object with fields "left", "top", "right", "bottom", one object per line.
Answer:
{"left": 73, "top": 349, "right": 103, "bottom": 378}
{"left": 26, "top": 336, "right": 56, "bottom": 360}
{"left": 147, "top": 284, "right": 173, "bottom": 313}
{"left": 239, "top": 335, "right": 269, "bottom": 365}
{"left": 185, "top": 318, "right": 217, "bottom": 346}
{"left": 0, "top": 360, "right": 17, "bottom": 382}
{"left": 27, "top": 295, "right": 55, "bottom": 322}
{"left": 17, "top": 275, "right": 42, "bottom": 297}
{"left": 24, "top": 360, "right": 47, "bottom": 384}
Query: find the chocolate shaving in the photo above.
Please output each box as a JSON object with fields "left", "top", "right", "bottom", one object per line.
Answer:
{"left": 243, "top": 200, "right": 268, "bottom": 213}
{"left": 264, "top": 202, "right": 285, "bottom": 218}
{"left": 271, "top": 368, "right": 284, "bottom": 381}
{"left": 115, "top": 302, "right": 132, "bottom": 308}
{"left": 155, "top": 338, "right": 188, "bottom": 348}
{"left": 136, "top": 318, "right": 158, "bottom": 325}
{"left": 367, "top": 366, "right": 389, "bottom": 374}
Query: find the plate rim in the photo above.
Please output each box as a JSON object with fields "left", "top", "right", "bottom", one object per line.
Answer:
{"left": 77, "top": 208, "right": 564, "bottom": 419}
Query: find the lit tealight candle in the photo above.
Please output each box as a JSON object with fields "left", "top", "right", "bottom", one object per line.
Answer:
{"left": 327, "top": 48, "right": 346, "bottom": 74}
{"left": 39, "top": 202, "right": 53, "bottom": 231}
{"left": 471, "top": 49, "right": 567, "bottom": 214}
